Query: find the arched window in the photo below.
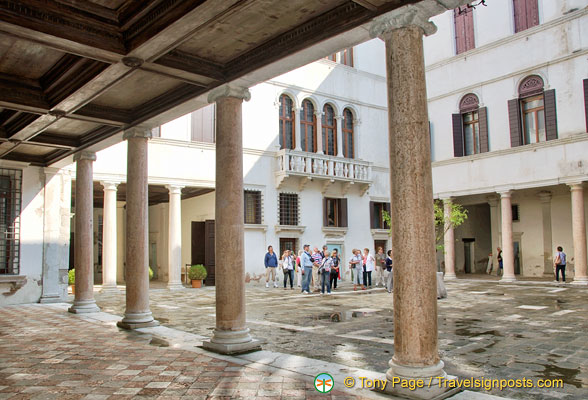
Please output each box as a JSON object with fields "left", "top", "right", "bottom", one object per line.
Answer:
{"left": 452, "top": 94, "right": 488, "bottom": 157}
{"left": 342, "top": 108, "right": 354, "bottom": 158}
{"left": 278, "top": 94, "right": 294, "bottom": 150}
{"left": 508, "top": 75, "right": 557, "bottom": 146}
{"left": 322, "top": 104, "right": 337, "bottom": 156}
{"left": 300, "top": 100, "right": 316, "bottom": 152}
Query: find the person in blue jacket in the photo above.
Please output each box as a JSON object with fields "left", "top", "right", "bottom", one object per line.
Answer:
{"left": 264, "top": 245, "right": 278, "bottom": 288}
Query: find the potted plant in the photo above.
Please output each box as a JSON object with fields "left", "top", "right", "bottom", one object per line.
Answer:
{"left": 149, "top": 267, "right": 154, "bottom": 280}
{"left": 188, "top": 264, "right": 207, "bottom": 288}
{"left": 68, "top": 269, "right": 75, "bottom": 294}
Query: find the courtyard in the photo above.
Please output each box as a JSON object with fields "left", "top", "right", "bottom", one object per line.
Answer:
{"left": 1, "top": 278, "right": 585, "bottom": 400}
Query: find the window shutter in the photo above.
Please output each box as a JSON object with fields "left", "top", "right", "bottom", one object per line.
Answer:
{"left": 527, "top": 0, "right": 539, "bottom": 29}
{"left": 465, "top": 9, "right": 475, "bottom": 51}
{"left": 323, "top": 198, "right": 328, "bottom": 227}
{"left": 452, "top": 113, "right": 464, "bottom": 157}
{"left": 454, "top": 9, "right": 466, "bottom": 54}
{"left": 584, "top": 79, "right": 588, "bottom": 133}
{"left": 543, "top": 89, "right": 558, "bottom": 141}
{"left": 513, "top": 0, "right": 526, "bottom": 33}
{"left": 508, "top": 99, "right": 522, "bottom": 147}
{"left": 478, "top": 106, "right": 489, "bottom": 152}
{"left": 369, "top": 201, "right": 375, "bottom": 229}
{"left": 339, "top": 199, "right": 348, "bottom": 228}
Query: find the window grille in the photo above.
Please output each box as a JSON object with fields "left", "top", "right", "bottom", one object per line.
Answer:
{"left": 244, "top": 190, "right": 262, "bottom": 224}
{"left": 279, "top": 193, "right": 298, "bottom": 226}
{"left": 0, "top": 168, "right": 22, "bottom": 275}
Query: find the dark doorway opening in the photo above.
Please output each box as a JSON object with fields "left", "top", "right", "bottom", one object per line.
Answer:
{"left": 279, "top": 238, "right": 298, "bottom": 257}
{"left": 463, "top": 238, "right": 475, "bottom": 273}
{"left": 191, "top": 220, "right": 215, "bottom": 285}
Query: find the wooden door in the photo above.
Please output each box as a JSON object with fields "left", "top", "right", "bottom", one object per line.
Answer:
{"left": 204, "top": 220, "right": 215, "bottom": 285}
{"left": 191, "top": 221, "right": 205, "bottom": 265}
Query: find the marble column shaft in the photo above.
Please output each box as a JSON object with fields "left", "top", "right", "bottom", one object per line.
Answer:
{"left": 294, "top": 107, "right": 302, "bottom": 151}
{"left": 443, "top": 199, "right": 456, "bottom": 280}
{"left": 570, "top": 184, "right": 588, "bottom": 284}
{"left": 500, "top": 191, "right": 516, "bottom": 282}
{"left": 315, "top": 110, "right": 323, "bottom": 154}
{"left": 69, "top": 152, "right": 100, "bottom": 313}
{"left": 335, "top": 115, "right": 344, "bottom": 157}
{"left": 118, "top": 128, "right": 158, "bottom": 329}
{"left": 101, "top": 182, "right": 119, "bottom": 292}
{"left": 487, "top": 195, "right": 500, "bottom": 274}
{"left": 167, "top": 185, "right": 184, "bottom": 290}
{"left": 384, "top": 25, "right": 439, "bottom": 369}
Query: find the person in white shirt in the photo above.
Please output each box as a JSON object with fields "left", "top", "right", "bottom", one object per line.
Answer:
{"left": 282, "top": 250, "right": 295, "bottom": 290}
{"left": 363, "top": 248, "right": 375, "bottom": 288}
{"left": 349, "top": 249, "right": 364, "bottom": 291}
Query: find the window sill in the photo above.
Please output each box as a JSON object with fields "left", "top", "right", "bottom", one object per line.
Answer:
{"left": 244, "top": 224, "right": 268, "bottom": 232}
{"left": 0, "top": 275, "right": 27, "bottom": 294}
{"left": 275, "top": 225, "right": 306, "bottom": 234}
{"left": 371, "top": 229, "right": 390, "bottom": 237}
{"left": 322, "top": 226, "right": 348, "bottom": 237}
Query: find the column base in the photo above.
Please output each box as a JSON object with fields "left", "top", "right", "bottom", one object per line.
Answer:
{"left": 40, "top": 294, "right": 63, "bottom": 304}
{"left": 100, "top": 285, "right": 120, "bottom": 294}
{"left": 571, "top": 276, "right": 588, "bottom": 286}
{"left": 201, "top": 328, "right": 262, "bottom": 355}
{"left": 68, "top": 299, "right": 100, "bottom": 314}
{"left": 381, "top": 360, "right": 459, "bottom": 400}
{"left": 499, "top": 275, "right": 517, "bottom": 283}
{"left": 443, "top": 273, "right": 457, "bottom": 280}
{"left": 117, "top": 312, "right": 159, "bottom": 330}
{"left": 167, "top": 282, "right": 185, "bottom": 290}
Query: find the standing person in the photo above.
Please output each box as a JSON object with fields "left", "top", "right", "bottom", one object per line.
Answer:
{"left": 496, "top": 247, "right": 503, "bottom": 277}
{"left": 264, "top": 245, "right": 278, "bottom": 288}
{"left": 385, "top": 249, "right": 393, "bottom": 293}
{"left": 374, "top": 247, "right": 386, "bottom": 287}
{"left": 363, "top": 248, "right": 375, "bottom": 288}
{"left": 319, "top": 250, "right": 333, "bottom": 295}
{"left": 321, "top": 245, "right": 328, "bottom": 258}
{"left": 282, "top": 249, "right": 295, "bottom": 290}
{"left": 330, "top": 248, "right": 340, "bottom": 290}
{"left": 296, "top": 250, "right": 303, "bottom": 288}
{"left": 311, "top": 247, "right": 323, "bottom": 293}
{"left": 300, "top": 244, "right": 313, "bottom": 294}
{"left": 553, "top": 246, "right": 567, "bottom": 282}
{"left": 349, "top": 249, "right": 365, "bottom": 291}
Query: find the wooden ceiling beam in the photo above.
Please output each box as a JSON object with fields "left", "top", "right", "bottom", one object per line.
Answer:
{"left": 0, "top": 74, "right": 49, "bottom": 112}
{"left": 154, "top": 51, "right": 225, "bottom": 82}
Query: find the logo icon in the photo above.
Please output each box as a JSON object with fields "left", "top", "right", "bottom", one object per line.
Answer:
{"left": 314, "top": 373, "right": 334, "bottom": 393}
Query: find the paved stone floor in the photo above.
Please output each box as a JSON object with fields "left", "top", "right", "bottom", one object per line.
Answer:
{"left": 91, "top": 278, "right": 588, "bottom": 400}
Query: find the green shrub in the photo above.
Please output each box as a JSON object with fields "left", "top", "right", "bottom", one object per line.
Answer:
{"left": 149, "top": 267, "right": 154, "bottom": 280}
{"left": 188, "top": 264, "right": 207, "bottom": 281}
{"left": 68, "top": 269, "right": 75, "bottom": 285}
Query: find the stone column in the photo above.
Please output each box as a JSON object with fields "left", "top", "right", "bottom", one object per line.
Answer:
{"left": 315, "top": 110, "right": 324, "bottom": 154}
{"left": 374, "top": 19, "right": 452, "bottom": 398}
{"left": 202, "top": 85, "right": 261, "bottom": 354}
{"left": 487, "top": 195, "right": 500, "bottom": 274}
{"left": 537, "top": 191, "right": 554, "bottom": 277}
{"left": 499, "top": 191, "right": 516, "bottom": 282}
{"left": 569, "top": 183, "right": 588, "bottom": 285}
{"left": 294, "top": 107, "right": 302, "bottom": 151}
{"left": 335, "top": 115, "right": 344, "bottom": 157}
{"left": 69, "top": 152, "right": 100, "bottom": 314}
{"left": 117, "top": 128, "right": 158, "bottom": 329}
{"left": 443, "top": 198, "right": 456, "bottom": 280}
{"left": 167, "top": 184, "right": 184, "bottom": 290}
{"left": 100, "top": 181, "right": 119, "bottom": 292}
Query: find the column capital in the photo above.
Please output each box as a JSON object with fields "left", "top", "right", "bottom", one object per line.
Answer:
{"left": 498, "top": 190, "right": 513, "bottom": 198}
{"left": 100, "top": 181, "right": 120, "bottom": 191}
{"left": 208, "top": 85, "right": 251, "bottom": 103}
{"left": 568, "top": 182, "right": 585, "bottom": 191}
{"left": 73, "top": 151, "right": 96, "bottom": 162}
{"left": 314, "top": 110, "right": 324, "bottom": 117}
{"left": 334, "top": 115, "right": 343, "bottom": 121}
{"left": 537, "top": 190, "right": 552, "bottom": 203}
{"left": 440, "top": 196, "right": 454, "bottom": 203}
{"left": 486, "top": 194, "right": 500, "bottom": 206}
{"left": 369, "top": 4, "right": 440, "bottom": 39}
{"left": 123, "top": 126, "right": 152, "bottom": 140}
{"left": 166, "top": 184, "right": 184, "bottom": 194}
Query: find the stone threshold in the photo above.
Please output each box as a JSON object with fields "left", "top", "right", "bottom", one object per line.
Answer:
{"left": 42, "top": 302, "right": 512, "bottom": 400}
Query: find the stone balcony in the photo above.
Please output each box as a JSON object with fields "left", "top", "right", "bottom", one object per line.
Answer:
{"left": 275, "top": 149, "right": 372, "bottom": 195}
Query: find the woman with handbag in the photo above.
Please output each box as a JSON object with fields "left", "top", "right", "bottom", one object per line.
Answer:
{"left": 282, "top": 250, "right": 295, "bottom": 290}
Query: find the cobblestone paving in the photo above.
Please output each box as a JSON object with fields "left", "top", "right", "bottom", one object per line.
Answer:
{"left": 0, "top": 305, "right": 365, "bottom": 400}
{"left": 93, "top": 279, "right": 588, "bottom": 400}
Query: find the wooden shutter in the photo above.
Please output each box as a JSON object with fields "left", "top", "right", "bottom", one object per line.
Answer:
{"left": 543, "top": 89, "right": 558, "bottom": 141}
{"left": 339, "top": 199, "right": 348, "bottom": 228}
{"left": 478, "top": 106, "right": 489, "bottom": 152}
{"left": 508, "top": 99, "right": 522, "bottom": 147}
{"left": 464, "top": 9, "right": 475, "bottom": 51}
{"left": 526, "top": 0, "right": 539, "bottom": 29}
{"left": 454, "top": 9, "right": 466, "bottom": 54}
{"left": 205, "top": 219, "right": 215, "bottom": 286}
{"left": 369, "top": 201, "right": 375, "bottom": 229}
{"left": 584, "top": 79, "right": 588, "bottom": 133}
{"left": 323, "top": 198, "right": 328, "bottom": 227}
{"left": 513, "top": 0, "right": 526, "bottom": 33}
{"left": 452, "top": 113, "right": 464, "bottom": 157}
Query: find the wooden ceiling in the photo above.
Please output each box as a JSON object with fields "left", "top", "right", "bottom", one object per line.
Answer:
{"left": 0, "top": 0, "right": 418, "bottom": 167}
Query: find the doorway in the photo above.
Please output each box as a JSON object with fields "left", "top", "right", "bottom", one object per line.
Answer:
{"left": 514, "top": 240, "right": 521, "bottom": 275}
{"left": 279, "top": 238, "right": 298, "bottom": 257}
{"left": 374, "top": 240, "right": 388, "bottom": 254}
{"left": 463, "top": 238, "right": 475, "bottom": 273}
{"left": 191, "top": 220, "right": 215, "bottom": 285}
